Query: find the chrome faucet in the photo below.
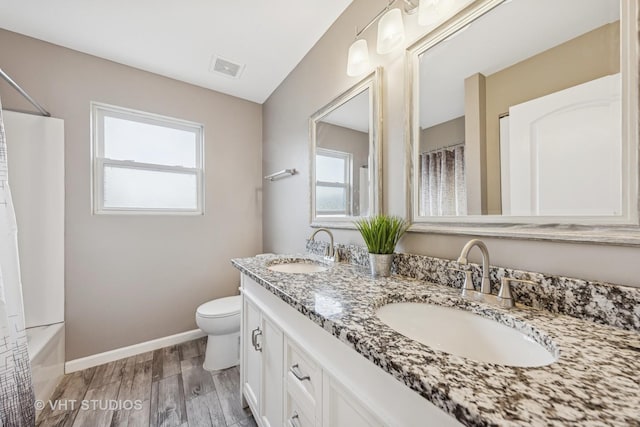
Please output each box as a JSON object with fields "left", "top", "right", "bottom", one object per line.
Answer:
{"left": 309, "top": 228, "right": 336, "bottom": 262}
{"left": 455, "top": 239, "right": 515, "bottom": 308}
{"left": 457, "top": 239, "right": 491, "bottom": 294}
{"left": 453, "top": 239, "right": 538, "bottom": 308}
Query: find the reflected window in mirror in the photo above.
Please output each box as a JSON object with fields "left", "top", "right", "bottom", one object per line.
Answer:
{"left": 310, "top": 68, "right": 382, "bottom": 228}
{"left": 315, "top": 148, "right": 353, "bottom": 216}
{"left": 408, "top": 0, "right": 636, "bottom": 229}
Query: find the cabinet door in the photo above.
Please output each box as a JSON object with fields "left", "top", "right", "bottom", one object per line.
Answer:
{"left": 322, "top": 373, "right": 384, "bottom": 427}
{"left": 260, "top": 316, "right": 283, "bottom": 427}
{"left": 242, "top": 297, "right": 262, "bottom": 414}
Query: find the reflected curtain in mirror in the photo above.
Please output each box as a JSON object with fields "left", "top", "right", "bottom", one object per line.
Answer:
{"left": 413, "top": 0, "right": 623, "bottom": 219}
{"left": 406, "top": 0, "right": 640, "bottom": 239}
{"left": 420, "top": 145, "right": 466, "bottom": 216}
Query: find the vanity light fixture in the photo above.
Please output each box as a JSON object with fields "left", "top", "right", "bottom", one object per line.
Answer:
{"left": 418, "top": 0, "right": 440, "bottom": 26}
{"left": 418, "top": 0, "right": 464, "bottom": 27}
{"left": 377, "top": 8, "right": 405, "bottom": 54}
{"left": 347, "top": 39, "right": 371, "bottom": 77}
{"left": 346, "top": 0, "right": 420, "bottom": 76}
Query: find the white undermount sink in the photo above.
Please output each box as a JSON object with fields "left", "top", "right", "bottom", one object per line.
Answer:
{"left": 266, "top": 258, "right": 328, "bottom": 274}
{"left": 376, "top": 302, "right": 557, "bottom": 367}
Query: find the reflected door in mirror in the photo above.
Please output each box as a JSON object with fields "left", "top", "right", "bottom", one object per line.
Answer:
{"left": 413, "top": 0, "right": 625, "bottom": 221}
{"left": 500, "top": 74, "right": 621, "bottom": 216}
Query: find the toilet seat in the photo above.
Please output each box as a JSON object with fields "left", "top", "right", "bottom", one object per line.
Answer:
{"left": 197, "top": 295, "right": 241, "bottom": 319}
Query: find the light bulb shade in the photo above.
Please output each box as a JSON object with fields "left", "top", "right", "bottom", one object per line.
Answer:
{"left": 347, "top": 39, "right": 370, "bottom": 76}
{"left": 377, "top": 8, "right": 405, "bottom": 54}
{"left": 418, "top": 0, "right": 452, "bottom": 27}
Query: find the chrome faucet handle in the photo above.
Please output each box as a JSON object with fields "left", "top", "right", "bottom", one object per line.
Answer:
{"left": 324, "top": 245, "right": 337, "bottom": 262}
{"left": 498, "top": 277, "right": 514, "bottom": 300}
{"left": 448, "top": 268, "right": 474, "bottom": 292}
{"left": 497, "top": 277, "right": 536, "bottom": 308}
{"left": 500, "top": 277, "right": 536, "bottom": 294}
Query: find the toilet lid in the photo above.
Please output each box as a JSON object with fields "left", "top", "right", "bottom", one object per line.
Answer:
{"left": 197, "top": 295, "right": 241, "bottom": 318}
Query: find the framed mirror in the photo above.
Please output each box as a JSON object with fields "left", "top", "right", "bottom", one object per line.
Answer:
{"left": 406, "top": 0, "right": 640, "bottom": 244}
{"left": 310, "top": 68, "right": 382, "bottom": 228}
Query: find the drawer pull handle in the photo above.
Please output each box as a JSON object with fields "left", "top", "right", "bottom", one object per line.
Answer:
{"left": 251, "top": 327, "right": 262, "bottom": 352}
{"left": 290, "top": 364, "right": 310, "bottom": 382}
{"left": 288, "top": 412, "right": 302, "bottom": 427}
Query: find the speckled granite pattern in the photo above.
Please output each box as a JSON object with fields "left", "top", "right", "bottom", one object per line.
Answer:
{"left": 306, "top": 239, "right": 370, "bottom": 266}
{"left": 394, "top": 253, "right": 640, "bottom": 333}
{"left": 306, "top": 240, "right": 640, "bottom": 332}
{"left": 232, "top": 254, "right": 640, "bottom": 426}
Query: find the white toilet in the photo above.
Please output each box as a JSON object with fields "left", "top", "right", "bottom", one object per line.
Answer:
{"left": 195, "top": 295, "right": 242, "bottom": 371}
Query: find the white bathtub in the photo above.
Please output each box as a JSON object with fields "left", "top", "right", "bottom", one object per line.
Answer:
{"left": 27, "top": 323, "right": 65, "bottom": 411}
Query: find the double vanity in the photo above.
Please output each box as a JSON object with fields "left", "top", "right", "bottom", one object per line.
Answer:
{"left": 239, "top": 0, "right": 640, "bottom": 425}
{"left": 232, "top": 251, "right": 640, "bottom": 426}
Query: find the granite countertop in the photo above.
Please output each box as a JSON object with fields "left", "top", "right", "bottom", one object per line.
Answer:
{"left": 231, "top": 254, "right": 640, "bottom": 427}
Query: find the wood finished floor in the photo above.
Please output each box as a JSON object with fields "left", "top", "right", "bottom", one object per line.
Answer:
{"left": 36, "top": 337, "right": 256, "bottom": 427}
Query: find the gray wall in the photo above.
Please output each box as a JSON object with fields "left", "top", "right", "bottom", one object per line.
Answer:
{"left": 263, "top": 0, "right": 640, "bottom": 289}
{"left": 420, "top": 116, "right": 465, "bottom": 153}
{"left": 0, "top": 29, "right": 263, "bottom": 359}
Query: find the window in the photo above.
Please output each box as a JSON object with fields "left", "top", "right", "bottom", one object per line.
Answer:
{"left": 315, "top": 148, "right": 352, "bottom": 216}
{"left": 91, "top": 103, "right": 204, "bottom": 214}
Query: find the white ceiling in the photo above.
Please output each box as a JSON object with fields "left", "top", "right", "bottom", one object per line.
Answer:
{"left": 0, "top": 0, "right": 353, "bottom": 104}
{"left": 419, "top": 0, "right": 620, "bottom": 128}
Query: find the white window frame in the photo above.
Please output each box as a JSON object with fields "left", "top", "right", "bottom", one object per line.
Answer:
{"left": 315, "top": 148, "right": 353, "bottom": 216}
{"left": 91, "top": 102, "right": 205, "bottom": 215}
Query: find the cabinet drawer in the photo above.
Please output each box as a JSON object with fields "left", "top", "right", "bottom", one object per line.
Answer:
{"left": 285, "top": 338, "right": 322, "bottom": 414}
{"left": 285, "top": 390, "right": 316, "bottom": 427}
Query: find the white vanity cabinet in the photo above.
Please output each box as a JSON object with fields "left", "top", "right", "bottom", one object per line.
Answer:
{"left": 242, "top": 297, "right": 261, "bottom": 412}
{"left": 241, "top": 294, "right": 283, "bottom": 427}
{"left": 240, "top": 274, "right": 462, "bottom": 427}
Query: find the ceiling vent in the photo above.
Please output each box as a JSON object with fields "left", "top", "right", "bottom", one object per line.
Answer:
{"left": 209, "top": 55, "right": 245, "bottom": 79}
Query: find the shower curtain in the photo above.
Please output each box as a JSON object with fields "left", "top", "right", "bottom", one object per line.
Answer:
{"left": 420, "top": 145, "right": 467, "bottom": 216}
{"left": 0, "top": 99, "right": 36, "bottom": 426}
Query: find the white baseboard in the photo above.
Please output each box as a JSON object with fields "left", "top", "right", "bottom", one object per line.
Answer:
{"left": 65, "top": 329, "right": 206, "bottom": 373}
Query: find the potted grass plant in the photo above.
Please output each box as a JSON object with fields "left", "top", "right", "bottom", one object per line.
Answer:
{"left": 355, "top": 215, "right": 410, "bottom": 277}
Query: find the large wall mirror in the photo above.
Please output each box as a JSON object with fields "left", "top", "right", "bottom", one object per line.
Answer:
{"left": 310, "top": 68, "right": 382, "bottom": 228}
{"left": 407, "top": 0, "right": 640, "bottom": 244}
